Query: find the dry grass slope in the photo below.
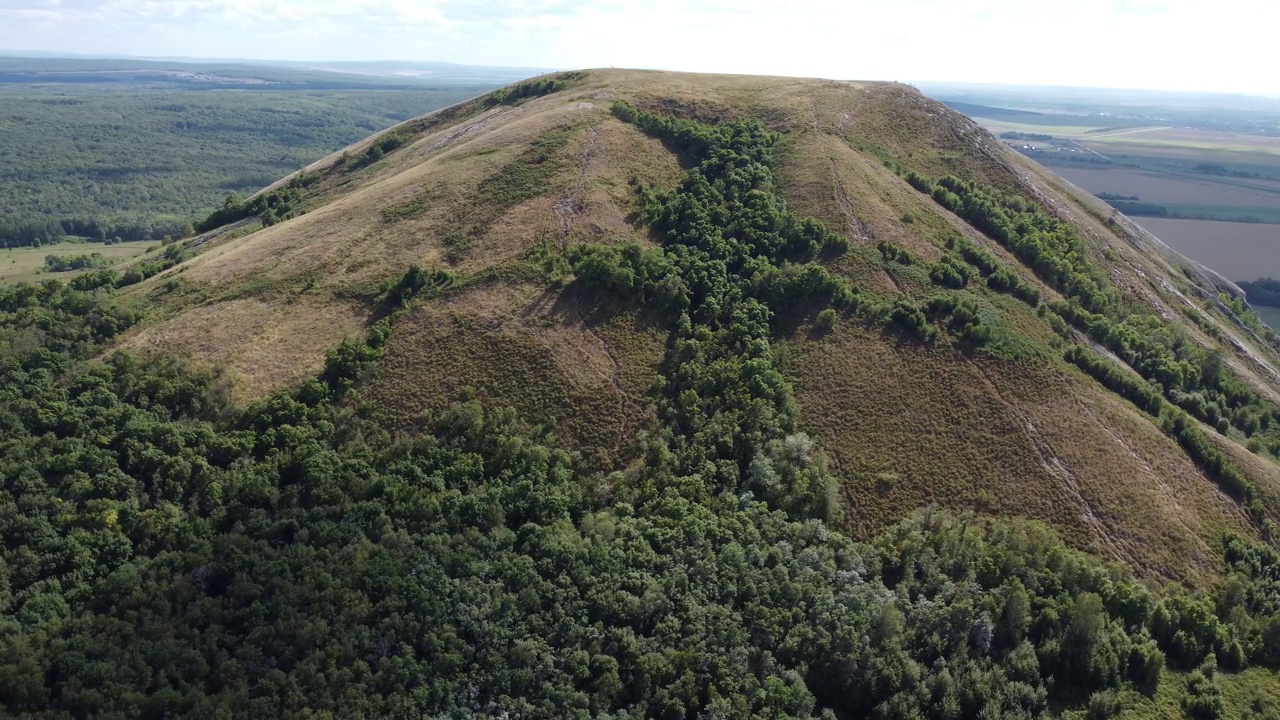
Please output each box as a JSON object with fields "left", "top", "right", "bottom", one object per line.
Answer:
{"left": 361, "top": 281, "right": 666, "bottom": 470}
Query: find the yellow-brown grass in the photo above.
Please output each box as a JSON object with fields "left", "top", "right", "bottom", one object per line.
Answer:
{"left": 123, "top": 81, "right": 682, "bottom": 399}
{"left": 785, "top": 320, "right": 1256, "bottom": 582}
{"left": 119, "top": 295, "right": 369, "bottom": 405}
{"left": 361, "top": 280, "right": 666, "bottom": 470}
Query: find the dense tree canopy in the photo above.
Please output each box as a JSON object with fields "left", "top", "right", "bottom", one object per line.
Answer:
{"left": 0, "top": 83, "right": 490, "bottom": 247}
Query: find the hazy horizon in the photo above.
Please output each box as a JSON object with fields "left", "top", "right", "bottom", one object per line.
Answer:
{"left": 1, "top": 0, "right": 1276, "bottom": 95}
{"left": 7, "top": 52, "right": 1280, "bottom": 103}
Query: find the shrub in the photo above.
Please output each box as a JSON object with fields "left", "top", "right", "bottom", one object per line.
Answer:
{"left": 886, "top": 299, "right": 937, "bottom": 342}
{"left": 816, "top": 308, "right": 837, "bottom": 332}
{"left": 1085, "top": 689, "right": 1122, "bottom": 720}
{"left": 1127, "top": 639, "right": 1164, "bottom": 696}
{"left": 1182, "top": 670, "right": 1224, "bottom": 720}
{"left": 929, "top": 254, "right": 973, "bottom": 289}
{"left": 484, "top": 77, "right": 571, "bottom": 107}
{"left": 877, "top": 240, "right": 913, "bottom": 265}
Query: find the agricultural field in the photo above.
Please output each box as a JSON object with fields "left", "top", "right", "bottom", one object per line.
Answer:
{"left": 1135, "top": 217, "right": 1280, "bottom": 281}
{"left": 0, "top": 240, "right": 154, "bottom": 286}
{"left": 1089, "top": 126, "right": 1280, "bottom": 156}
{"left": 925, "top": 85, "right": 1280, "bottom": 302}
{"left": 966, "top": 118, "right": 1111, "bottom": 138}
{"left": 1054, "top": 167, "right": 1280, "bottom": 206}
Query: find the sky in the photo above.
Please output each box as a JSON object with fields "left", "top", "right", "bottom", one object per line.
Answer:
{"left": 1, "top": 0, "right": 1277, "bottom": 95}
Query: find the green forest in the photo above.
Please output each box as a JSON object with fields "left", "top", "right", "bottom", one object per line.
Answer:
{"left": 1, "top": 103, "right": 1279, "bottom": 718}
{"left": 1239, "top": 278, "right": 1280, "bottom": 308}
{"left": 0, "top": 82, "right": 492, "bottom": 247}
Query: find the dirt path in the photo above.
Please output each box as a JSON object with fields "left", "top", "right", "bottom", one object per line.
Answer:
{"left": 971, "top": 363, "right": 1149, "bottom": 571}
{"left": 1082, "top": 126, "right": 1171, "bottom": 140}
{"left": 552, "top": 122, "right": 599, "bottom": 248}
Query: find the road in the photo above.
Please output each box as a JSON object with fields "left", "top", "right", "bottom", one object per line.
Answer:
{"left": 1080, "top": 126, "right": 1171, "bottom": 140}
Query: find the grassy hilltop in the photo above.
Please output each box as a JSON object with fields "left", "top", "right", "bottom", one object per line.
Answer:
{"left": 2, "top": 69, "right": 1279, "bottom": 717}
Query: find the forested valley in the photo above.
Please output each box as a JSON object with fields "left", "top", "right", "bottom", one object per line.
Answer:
{"left": 0, "top": 81, "right": 493, "bottom": 248}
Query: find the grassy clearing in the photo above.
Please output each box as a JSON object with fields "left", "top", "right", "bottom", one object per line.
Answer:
{"left": 782, "top": 314, "right": 1254, "bottom": 579}
{"left": 781, "top": 322, "right": 1071, "bottom": 538}
{"left": 1119, "top": 667, "right": 1280, "bottom": 719}
{"left": 361, "top": 280, "right": 666, "bottom": 471}
{"left": 0, "top": 240, "right": 155, "bottom": 286}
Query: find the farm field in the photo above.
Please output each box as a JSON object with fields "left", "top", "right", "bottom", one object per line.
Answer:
{"left": 932, "top": 88, "right": 1280, "bottom": 287}
{"left": 965, "top": 118, "right": 1109, "bottom": 137}
{"left": 1086, "top": 126, "right": 1280, "bottom": 155}
{"left": 1075, "top": 128, "right": 1280, "bottom": 172}
{"left": 0, "top": 240, "right": 153, "bottom": 286}
{"left": 1054, "top": 167, "right": 1280, "bottom": 206}
{"left": 1134, "top": 217, "right": 1280, "bottom": 280}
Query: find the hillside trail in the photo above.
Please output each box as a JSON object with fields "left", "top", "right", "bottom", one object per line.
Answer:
{"left": 970, "top": 362, "right": 1149, "bottom": 572}
{"left": 809, "top": 100, "right": 899, "bottom": 294}
{"left": 425, "top": 106, "right": 518, "bottom": 154}
{"left": 552, "top": 115, "right": 599, "bottom": 250}
{"left": 811, "top": 101, "right": 873, "bottom": 242}
{"left": 1071, "top": 397, "right": 1212, "bottom": 561}
{"left": 548, "top": 114, "right": 649, "bottom": 451}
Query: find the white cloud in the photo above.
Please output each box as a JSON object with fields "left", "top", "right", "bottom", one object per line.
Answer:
{"left": 0, "top": 0, "right": 1275, "bottom": 94}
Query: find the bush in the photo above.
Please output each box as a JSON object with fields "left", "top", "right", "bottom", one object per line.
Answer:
{"left": 1085, "top": 689, "right": 1122, "bottom": 720}
{"left": 44, "top": 253, "right": 106, "bottom": 272}
{"left": 320, "top": 336, "right": 382, "bottom": 391}
{"left": 1182, "top": 670, "right": 1224, "bottom": 720}
{"left": 877, "top": 240, "right": 913, "bottom": 265}
{"left": 929, "top": 254, "right": 973, "bottom": 289}
{"left": 1065, "top": 345, "right": 1164, "bottom": 416}
{"left": 816, "top": 308, "right": 837, "bottom": 332}
{"left": 381, "top": 264, "right": 453, "bottom": 312}
{"left": 1127, "top": 639, "right": 1164, "bottom": 696}
{"left": 483, "top": 76, "right": 573, "bottom": 106}
{"left": 886, "top": 299, "right": 938, "bottom": 342}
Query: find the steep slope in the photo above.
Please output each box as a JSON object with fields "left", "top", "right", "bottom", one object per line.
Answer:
{"left": 117, "top": 69, "right": 1280, "bottom": 582}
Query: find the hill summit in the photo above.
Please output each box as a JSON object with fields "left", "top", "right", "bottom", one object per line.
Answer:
{"left": 3, "top": 69, "right": 1279, "bottom": 716}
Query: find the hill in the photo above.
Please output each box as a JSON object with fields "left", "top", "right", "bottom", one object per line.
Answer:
{"left": 2, "top": 69, "right": 1279, "bottom": 717}
{"left": 125, "top": 68, "right": 1280, "bottom": 577}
